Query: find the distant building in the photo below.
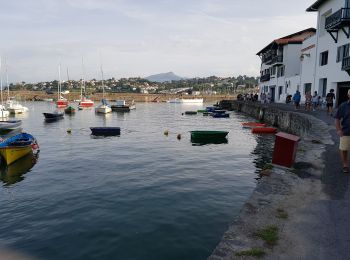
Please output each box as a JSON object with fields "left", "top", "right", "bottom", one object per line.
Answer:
{"left": 257, "top": 28, "right": 316, "bottom": 103}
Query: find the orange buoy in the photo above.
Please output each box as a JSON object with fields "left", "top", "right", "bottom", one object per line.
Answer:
{"left": 251, "top": 127, "right": 277, "bottom": 134}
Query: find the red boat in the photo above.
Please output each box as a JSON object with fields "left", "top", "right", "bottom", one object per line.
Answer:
{"left": 78, "top": 98, "right": 94, "bottom": 108}
{"left": 251, "top": 127, "right": 277, "bottom": 134}
{"left": 242, "top": 122, "right": 266, "bottom": 127}
{"left": 56, "top": 99, "right": 68, "bottom": 108}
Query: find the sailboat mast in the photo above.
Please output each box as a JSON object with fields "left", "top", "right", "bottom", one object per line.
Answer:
{"left": 0, "top": 57, "right": 3, "bottom": 107}
{"left": 81, "top": 57, "right": 85, "bottom": 101}
{"left": 5, "top": 59, "right": 9, "bottom": 101}
{"left": 58, "top": 64, "right": 62, "bottom": 100}
{"left": 100, "top": 64, "right": 104, "bottom": 98}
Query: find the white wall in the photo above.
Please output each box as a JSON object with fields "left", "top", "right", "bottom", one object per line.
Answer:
{"left": 301, "top": 35, "right": 317, "bottom": 97}
{"left": 314, "top": 0, "right": 350, "bottom": 99}
{"left": 284, "top": 44, "right": 302, "bottom": 77}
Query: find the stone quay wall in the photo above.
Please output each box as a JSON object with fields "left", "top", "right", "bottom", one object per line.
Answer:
{"left": 219, "top": 100, "right": 312, "bottom": 137}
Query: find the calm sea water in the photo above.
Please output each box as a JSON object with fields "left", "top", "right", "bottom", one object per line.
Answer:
{"left": 0, "top": 102, "right": 274, "bottom": 260}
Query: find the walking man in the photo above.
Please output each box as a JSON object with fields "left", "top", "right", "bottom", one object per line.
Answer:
{"left": 335, "top": 89, "right": 350, "bottom": 173}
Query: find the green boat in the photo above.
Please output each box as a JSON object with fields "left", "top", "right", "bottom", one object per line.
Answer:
{"left": 197, "top": 109, "right": 207, "bottom": 113}
{"left": 190, "top": 131, "right": 228, "bottom": 139}
{"left": 64, "top": 106, "right": 76, "bottom": 114}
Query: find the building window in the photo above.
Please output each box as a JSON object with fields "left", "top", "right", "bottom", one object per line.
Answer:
{"left": 337, "top": 44, "right": 350, "bottom": 63}
{"left": 319, "top": 78, "right": 327, "bottom": 97}
{"left": 277, "top": 66, "right": 285, "bottom": 77}
{"left": 304, "top": 83, "right": 312, "bottom": 94}
{"left": 320, "top": 51, "right": 328, "bottom": 66}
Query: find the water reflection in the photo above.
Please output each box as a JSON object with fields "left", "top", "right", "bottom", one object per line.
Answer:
{"left": 251, "top": 134, "right": 275, "bottom": 173}
{"left": 0, "top": 152, "right": 38, "bottom": 186}
{"left": 191, "top": 137, "right": 228, "bottom": 146}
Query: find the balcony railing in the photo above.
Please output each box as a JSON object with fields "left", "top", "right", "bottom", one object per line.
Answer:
{"left": 271, "top": 55, "right": 283, "bottom": 65}
{"left": 325, "top": 8, "right": 350, "bottom": 30}
{"left": 342, "top": 56, "right": 350, "bottom": 72}
{"left": 260, "top": 74, "right": 270, "bottom": 82}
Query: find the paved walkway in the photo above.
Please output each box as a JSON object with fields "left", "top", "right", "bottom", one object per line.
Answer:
{"left": 264, "top": 102, "right": 350, "bottom": 259}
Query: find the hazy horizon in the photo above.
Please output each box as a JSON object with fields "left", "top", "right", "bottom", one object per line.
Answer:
{"left": 0, "top": 0, "right": 317, "bottom": 83}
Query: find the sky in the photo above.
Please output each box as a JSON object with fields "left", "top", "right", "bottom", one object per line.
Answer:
{"left": 0, "top": 0, "right": 317, "bottom": 83}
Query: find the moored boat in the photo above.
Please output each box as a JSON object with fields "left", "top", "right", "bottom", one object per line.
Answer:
{"left": 0, "top": 133, "right": 39, "bottom": 165}
{"left": 242, "top": 122, "right": 266, "bottom": 127}
{"left": 111, "top": 100, "right": 136, "bottom": 112}
{"left": 0, "top": 120, "right": 22, "bottom": 133}
{"left": 190, "top": 130, "right": 229, "bottom": 139}
{"left": 43, "top": 111, "right": 64, "bottom": 121}
{"left": 184, "top": 111, "right": 197, "bottom": 115}
{"left": 90, "top": 127, "right": 120, "bottom": 136}
{"left": 211, "top": 112, "right": 230, "bottom": 118}
{"left": 168, "top": 98, "right": 203, "bottom": 104}
{"left": 251, "top": 127, "right": 277, "bottom": 134}
{"left": 64, "top": 106, "right": 76, "bottom": 114}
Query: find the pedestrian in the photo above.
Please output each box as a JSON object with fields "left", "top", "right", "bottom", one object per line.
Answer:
{"left": 326, "top": 89, "right": 335, "bottom": 116}
{"left": 292, "top": 90, "right": 301, "bottom": 110}
{"left": 312, "top": 91, "right": 318, "bottom": 111}
{"left": 305, "top": 91, "right": 312, "bottom": 111}
{"left": 335, "top": 89, "right": 350, "bottom": 173}
{"left": 267, "top": 92, "right": 271, "bottom": 103}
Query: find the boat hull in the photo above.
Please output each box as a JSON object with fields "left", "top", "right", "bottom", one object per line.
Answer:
{"left": 190, "top": 131, "right": 228, "bottom": 139}
{"left": 56, "top": 100, "right": 68, "bottom": 108}
{"left": 0, "top": 146, "right": 32, "bottom": 165}
{"left": 111, "top": 105, "right": 131, "bottom": 112}
{"left": 95, "top": 105, "right": 112, "bottom": 114}
{"left": 90, "top": 127, "right": 120, "bottom": 136}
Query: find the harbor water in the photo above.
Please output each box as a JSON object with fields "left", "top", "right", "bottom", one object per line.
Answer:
{"left": 0, "top": 102, "right": 274, "bottom": 260}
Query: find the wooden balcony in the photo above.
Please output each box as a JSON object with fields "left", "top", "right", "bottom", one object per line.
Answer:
{"left": 271, "top": 55, "right": 283, "bottom": 65}
{"left": 260, "top": 74, "right": 270, "bottom": 82}
{"left": 325, "top": 8, "right": 350, "bottom": 30}
{"left": 342, "top": 56, "right": 350, "bottom": 75}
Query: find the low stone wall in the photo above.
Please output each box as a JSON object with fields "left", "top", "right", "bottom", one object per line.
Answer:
{"left": 220, "top": 100, "right": 312, "bottom": 137}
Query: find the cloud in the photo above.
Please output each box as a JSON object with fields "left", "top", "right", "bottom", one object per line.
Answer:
{"left": 0, "top": 0, "right": 317, "bottom": 82}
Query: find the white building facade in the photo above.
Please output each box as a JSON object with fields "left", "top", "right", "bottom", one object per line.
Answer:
{"left": 307, "top": 0, "right": 350, "bottom": 106}
{"left": 257, "top": 29, "right": 316, "bottom": 103}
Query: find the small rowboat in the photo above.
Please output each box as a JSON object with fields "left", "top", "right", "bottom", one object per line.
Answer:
{"left": 64, "top": 106, "right": 76, "bottom": 114}
{"left": 184, "top": 111, "right": 197, "bottom": 115}
{"left": 43, "top": 111, "right": 64, "bottom": 121}
{"left": 90, "top": 127, "right": 121, "bottom": 136}
{"left": 0, "top": 133, "right": 39, "bottom": 165}
{"left": 212, "top": 113, "right": 229, "bottom": 118}
{"left": 242, "top": 122, "right": 266, "bottom": 127}
{"left": 251, "top": 127, "right": 277, "bottom": 134}
{"left": 190, "top": 130, "right": 228, "bottom": 139}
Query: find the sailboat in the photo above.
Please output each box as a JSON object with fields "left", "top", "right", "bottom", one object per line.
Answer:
{"left": 0, "top": 58, "right": 9, "bottom": 119}
{"left": 78, "top": 58, "right": 94, "bottom": 109}
{"left": 56, "top": 64, "right": 68, "bottom": 108}
{"left": 95, "top": 65, "right": 111, "bottom": 114}
{"left": 5, "top": 61, "right": 29, "bottom": 114}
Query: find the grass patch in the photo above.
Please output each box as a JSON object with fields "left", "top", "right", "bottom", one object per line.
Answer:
{"left": 236, "top": 248, "right": 266, "bottom": 257}
{"left": 276, "top": 208, "right": 288, "bottom": 219}
{"left": 262, "top": 163, "right": 273, "bottom": 171}
{"left": 255, "top": 225, "right": 279, "bottom": 246}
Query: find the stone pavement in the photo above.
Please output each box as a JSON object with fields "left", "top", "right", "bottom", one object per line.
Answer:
{"left": 264, "top": 102, "right": 350, "bottom": 259}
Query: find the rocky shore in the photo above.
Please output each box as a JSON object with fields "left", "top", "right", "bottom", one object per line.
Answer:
{"left": 209, "top": 101, "right": 334, "bottom": 259}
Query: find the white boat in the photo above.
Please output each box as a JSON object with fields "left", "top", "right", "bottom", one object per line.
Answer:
{"left": 43, "top": 98, "right": 54, "bottom": 102}
{"left": 95, "top": 65, "right": 111, "bottom": 114}
{"left": 6, "top": 98, "right": 29, "bottom": 114}
{"left": 168, "top": 98, "right": 204, "bottom": 104}
{"left": 0, "top": 119, "right": 22, "bottom": 131}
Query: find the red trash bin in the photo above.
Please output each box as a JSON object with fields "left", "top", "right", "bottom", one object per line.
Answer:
{"left": 272, "top": 132, "right": 300, "bottom": 168}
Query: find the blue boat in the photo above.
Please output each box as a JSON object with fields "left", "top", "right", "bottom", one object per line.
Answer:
{"left": 90, "top": 127, "right": 121, "bottom": 136}
{"left": 206, "top": 107, "right": 216, "bottom": 112}
{"left": 212, "top": 113, "right": 230, "bottom": 118}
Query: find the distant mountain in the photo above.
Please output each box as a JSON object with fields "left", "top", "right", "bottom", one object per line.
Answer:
{"left": 145, "top": 72, "right": 183, "bottom": 82}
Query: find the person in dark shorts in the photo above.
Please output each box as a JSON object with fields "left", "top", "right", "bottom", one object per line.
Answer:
{"left": 335, "top": 89, "right": 350, "bottom": 173}
{"left": 326, "top": 89, "right": 335, "bottom": 115}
